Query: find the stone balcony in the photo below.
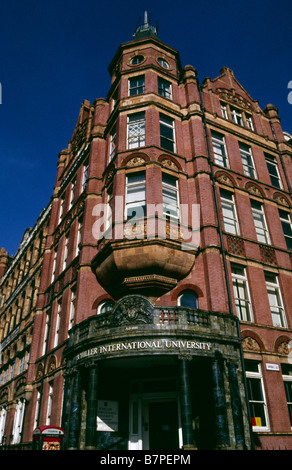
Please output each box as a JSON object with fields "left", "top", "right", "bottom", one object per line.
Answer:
{"left": 65, "top": 295, "right": 241, "bottom": 366}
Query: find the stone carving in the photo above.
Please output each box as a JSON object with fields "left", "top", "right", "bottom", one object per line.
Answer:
{"left": 126, "top": 156, "right": 145, "bottom": 167}
{"left": 242, "top": 336, "right": 261, "bottom": 352}
{"left": 273, "top": 193, "right": 290, "bottom": 207}
{"left": 161, "top": 158, "right": 178, "bottom": 171}
{"left": 277, "top": 341, "right": 290, "bottom": 356}
{"left": 112, "top": 295, "right": 153, "bottom": 326}
{"left": 246, "top": 183, "right": 263, "bottom": 197}
{"left": 217, "top": 88, "right": 252, "bottom": 111}
{"left": 217, "top": 174, "right": 234, "bottom": 187}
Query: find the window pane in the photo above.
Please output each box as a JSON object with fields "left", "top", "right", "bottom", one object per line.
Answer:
{"left": 129, "top": 76, "right": 145, "bottom": 95}
{"left": 179, "top": 291, "right": 198, "bottom": 308}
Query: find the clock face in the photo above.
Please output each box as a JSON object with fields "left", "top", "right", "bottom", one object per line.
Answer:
{"left": 158, "top": 57, "right": 169, "bottom": 69}
{"left": 130, "top": 55, "right": 144, "bottom": 65}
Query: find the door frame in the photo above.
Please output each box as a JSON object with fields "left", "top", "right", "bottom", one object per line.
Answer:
{"left": 129, "top": 391, "right": 182, "bottom": 450}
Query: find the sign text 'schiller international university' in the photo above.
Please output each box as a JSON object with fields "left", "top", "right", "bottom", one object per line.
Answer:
{"left": 76, "top": 339, "right": 212, "bottom": 361}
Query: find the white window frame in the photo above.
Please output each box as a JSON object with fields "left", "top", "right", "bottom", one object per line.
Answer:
{"left": 0, "top": 406, "right": 7, "bottom": 445}
{"left": 125, "top": 172, "right": 146, "bottom": 220}
{"left": 46, "top": 383, "right": 53, "bottom": 425}
{"left": 128, "top": 75, "right": 145, "bottom": 96}
{"left": 160, "top": 114, "right": 176, "bottom": 153}
{"left": 97, "top": 299, "right": 115, "bottom": 315}
{"left": 51, "top": 249, "right": 57, "bottom": 283}
{"left": 279, "top": 209, "right": 292, "bottom": 251}
{"left": 177, "top": 290, "right": 198, "bottom": 308}
{"left": 231, "top": 107, "right": 243, "bottom": 126}
{"left": 69, "top": 178, "right": 76, "bottom": 209}
{"left": 265, "top": 273, "right": 287, "bottom": 328}
{"left": 239, "top": 143, "right": 257, "bottom": 179}
{"left": 246, "top": 114, "right": 254, "bottom": 130}
{"left": 265, "top": 154, "right": 283, "bottom": 189}
{"left": 211, "top": 131, "right": 229, "bottom": 167}
{"left": 54, "top": 301, "right": 61, "bottom": 348}
{"left": 82, "top": 161, "right": 89, "bottom": 191}
{"left": 231, "top": 264, "right": 253, "bottom": 322}
{"left": 42, "top": 311, "right": 50, "bottom": 356}
{"left": 63, "top": 234, "right": 69, "bottom": 271}
{"left": 106, "top": 192, "right": 113, "bottom": 232}
{"left": 109, "top": 127, "right": 116, "bottom": 161}
{"left": 162, "top": 173, "right": 180, "bottom": 219}
{"left": 58, "top": 195, "right": 65, "bottom": 224}
{"left": 127, "top": 112, "right": 146, "bottom": 149}
{"left": 251, "top": 200, "right": 270, "bottom": 244}
{"left": 158, "top": 77, "right": 172, "bottom": 100}
{"left": 75, "top": 220, "right": 82, "bottom": 257}
{"left": 12, "top": 399, "right": 26, "bottom": 444}
{"left": 220, "top": 189, "right": 240, "bottom": 235}
{"left": 245, "top": 361, "right": 269, "bottom": 432}
{"left": 282, "top": 365, "right": 292, "bottom": 428}
{"left": 68, "top": 289, "right": 76, "bottom": 332}
{"left": 33, "top": 390, "right": 41, "bottom": 430}
{"left": 221, "top": 103, "right": 228, "bottom": 119}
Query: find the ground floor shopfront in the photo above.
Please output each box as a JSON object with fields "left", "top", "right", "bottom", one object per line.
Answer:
{"left": 61, "top": 295, "right": 252, "bottom": 450}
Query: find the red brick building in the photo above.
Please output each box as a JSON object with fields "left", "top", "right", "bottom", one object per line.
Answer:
{"left": 0, "top": 15, "right": 292, "bottom": 450}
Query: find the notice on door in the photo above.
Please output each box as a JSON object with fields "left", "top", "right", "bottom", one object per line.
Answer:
{"left": 97, "top": 400, "right": 119, "bottom": 432}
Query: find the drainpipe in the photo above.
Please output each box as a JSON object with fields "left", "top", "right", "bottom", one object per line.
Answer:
{"left": 197, "top": 79, "right": 254, "bottom": 450}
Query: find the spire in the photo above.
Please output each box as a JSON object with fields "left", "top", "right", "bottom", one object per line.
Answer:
{"left": 133, "top": 11, "right": 159, "bottom": 39}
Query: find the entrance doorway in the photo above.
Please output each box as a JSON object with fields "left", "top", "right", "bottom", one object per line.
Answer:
{"left": 147, "top": 400, "right": 179, "bottom": 450}
{"left": 129, "top": 393, "right": 182, "bottom": 450}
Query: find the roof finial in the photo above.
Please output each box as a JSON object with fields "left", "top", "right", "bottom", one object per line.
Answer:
{"left": 133, "top": 11, "right": 158, "bottom": 39}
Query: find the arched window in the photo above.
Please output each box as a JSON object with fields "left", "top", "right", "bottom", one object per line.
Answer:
{"left": 97, "top": 300, "right": 115, "bottom": 315}
{"left": 177, "top": 290, "right": 198, "bottom": 309}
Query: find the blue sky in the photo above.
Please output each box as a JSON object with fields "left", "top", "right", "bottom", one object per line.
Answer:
{"left": 0, "top": 0, "right": 291, "bottom": 256}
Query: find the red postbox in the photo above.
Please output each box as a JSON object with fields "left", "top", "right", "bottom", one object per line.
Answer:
{"left": 32, "top": 426, "right": 65, "bottom": 450}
